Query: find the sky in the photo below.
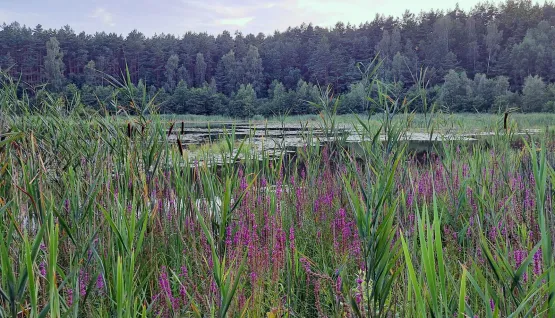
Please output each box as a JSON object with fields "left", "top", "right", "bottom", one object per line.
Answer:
{"left": 0, "top": 0, "right": 546, "bottom": 36}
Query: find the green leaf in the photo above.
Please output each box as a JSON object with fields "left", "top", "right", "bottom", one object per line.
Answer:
{"left": 458, "top": 267, "right": 467, "bottom": 318}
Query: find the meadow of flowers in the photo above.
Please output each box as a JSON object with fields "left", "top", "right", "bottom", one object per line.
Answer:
{"left": 1, "top": 72, "right": 554, "bottom": 317}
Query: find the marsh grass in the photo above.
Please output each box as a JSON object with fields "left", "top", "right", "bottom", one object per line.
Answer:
{"left": 0, "top": 67, "right": 554, "bottom": 317}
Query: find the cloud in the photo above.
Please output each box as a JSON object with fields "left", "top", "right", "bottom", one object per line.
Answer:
{"left": 176, "top": 0, "right": 277, "bottom": 32}
{"left": 218, "top": 17, "right": 254, "bottom": 27}
{"left": 91, "top": 8, "right": 115, "bottom": 27}
{"left": 271, "top": 0, "right": 388, "bottom": 28}
{"left": 183, "top": 0, "right": 274, "bottom": 17}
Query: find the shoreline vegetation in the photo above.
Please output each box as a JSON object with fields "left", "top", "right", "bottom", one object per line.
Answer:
{"left": 1, "top": 62, "right": 555, "bottom": 317}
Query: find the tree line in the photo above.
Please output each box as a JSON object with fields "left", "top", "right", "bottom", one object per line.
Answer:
{"left": 1, "top": 0, "right": 555, "bottom": 115}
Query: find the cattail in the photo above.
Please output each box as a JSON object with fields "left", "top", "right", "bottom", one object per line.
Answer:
{"left": 168, "top": 122, "right": 174, "bottom": 137}
{"left": 127, "top": 122, "right": 132, "bottom": 138}
{"left": 181, "top": 121, "right": 184, "bottom": 135}
{"left": 176, "top": 138, "right": 183, "bottom": 157}
{"left": 504, "top": 112, "right": 508, "bottom": 130}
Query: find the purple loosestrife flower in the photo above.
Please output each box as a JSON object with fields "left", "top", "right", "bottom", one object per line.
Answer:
{"left": 434, "top": 161, "right": 446, "bottom": 194}
{"left": 333, "top": 208, "right": 347, "bottom": 253}
{"left": 179, "top": 266, "right": 188, "bottom": 305}
{"left": 210, "top": 279, "right": 217, "bottom": 296}
{"left": 79, "top": 269, "right": 89, "bottom": 297}
{"left": 501, "top": 224, "right": 507, "bottom": 237}
{"left": 524, "top": 188, "right": 535, "bottom": 211}
{"left": 324, "top": 189, "right": 334, "bottom": 207}
{"left": 271, "top": 227, "right": 286, "bottom": 279}
{"left": 356, "top": 278, "right": 363, "bottom": 305}
{"left": 158, "top": 266, "right": 178, "bottom": 313}
{"left": 158, "top": 267, "right": 171, "bottom": 296}
{"left": 66, "top": 288, "right": 74, "bottom": 307}
{"left": 467, "top": 216, "right": 474, "bottom": 238}
{"left": 314, "top": 279, "right": 324, "bottom": 317}
{"left": 462, "top": 163, "right": 469, "bottom": 178}
{"left": 418, "top": 176, "right": 425, "bottom": 198}
{"left": 240, "top": 176, "right": 247, "bottom": 191}
{"left": 96, "top": 274, "right": 105, "bottom": 291}
{"left": 476, "top": 246, "right": 485, "bottom": 265}
{"left": 351, "top": 229, "right": 362, "bottom": 259}
{"left": 514, "top": 250, "right": 528, "bottom": 282}
{"left": 407, "top": 191, "right": 414, "bottom": 209}
{"left": 517, "top": 174, "right": 524, "bottom": 190}
{"left": 488, "top": 225, "right": 498, "bottom": 241}
{"left": 534, "top": 248, "right": 542, "bottom": 276}
{"left": 289, "top": 226, "right": 295, "bottom": 252}
{"left": 300, "top": 257, "right": 311, "bottom": 273}
{"left": 39, "top": 262, "right": 46, "bottom": 277}
{"left": 158, "top": 198, "right": 164, "bottom": 215}
{"left": 490, "top": 299, "right": 495, "bottom": 312}
{"left": 250, "top": 271, "right": 257, "bottom": 287}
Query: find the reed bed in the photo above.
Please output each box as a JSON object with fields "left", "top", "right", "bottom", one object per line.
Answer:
{"left": 0, "top": 71, "right": 554, "bottom": 317}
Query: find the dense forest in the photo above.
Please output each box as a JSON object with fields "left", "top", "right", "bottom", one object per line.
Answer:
{"left": 1, "top": 0, "right": 555, "bottom": 116}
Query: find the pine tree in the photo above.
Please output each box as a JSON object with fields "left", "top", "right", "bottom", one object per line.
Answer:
{"left": 242, "top": 45, "right": 264, "bottom": 95}
{"left": 216, "top": 50, "right": 238, "bottom": 95}
{"left": 84, "top": 60, "right": 97, "bottom": 86}
{"left": 308, "top": 35, "right": 332, "bottom": 85}
{"left": 194, "top": 52, "right": 207, "bottom": 87}
{"left": 485, "top": 22, "right": 503, "bottom": 74}
{"left": 44, "top": 37, "right": 65, "bottom": 91}
{"left": 164, "top": 54, "right": 179, "bottom": 92}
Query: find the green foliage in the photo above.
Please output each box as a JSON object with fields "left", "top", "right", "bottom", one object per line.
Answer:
{"left": 2, "top": 4, "right": 555, "bottom": 116}
{"left": 522, "top": 75, "right": 548, "bottom": 112}
{"left": 44, "top": 37, "right": 65, "bottom": 91}
{"left": 439, "top": 70, "right": 512, "bottom": 112}
{"left": 194, "top": 53, "right": 207, "bottom": 87}
{"left": 230, "top": 84, "right": 256, "bottom": 118}
{"left": 164, "top": 54, "right": 179, "bottom": 92}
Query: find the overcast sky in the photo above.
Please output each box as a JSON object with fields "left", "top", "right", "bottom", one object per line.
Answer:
{"left": 0, "top": 0, "right": 546, "bottom": 36}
